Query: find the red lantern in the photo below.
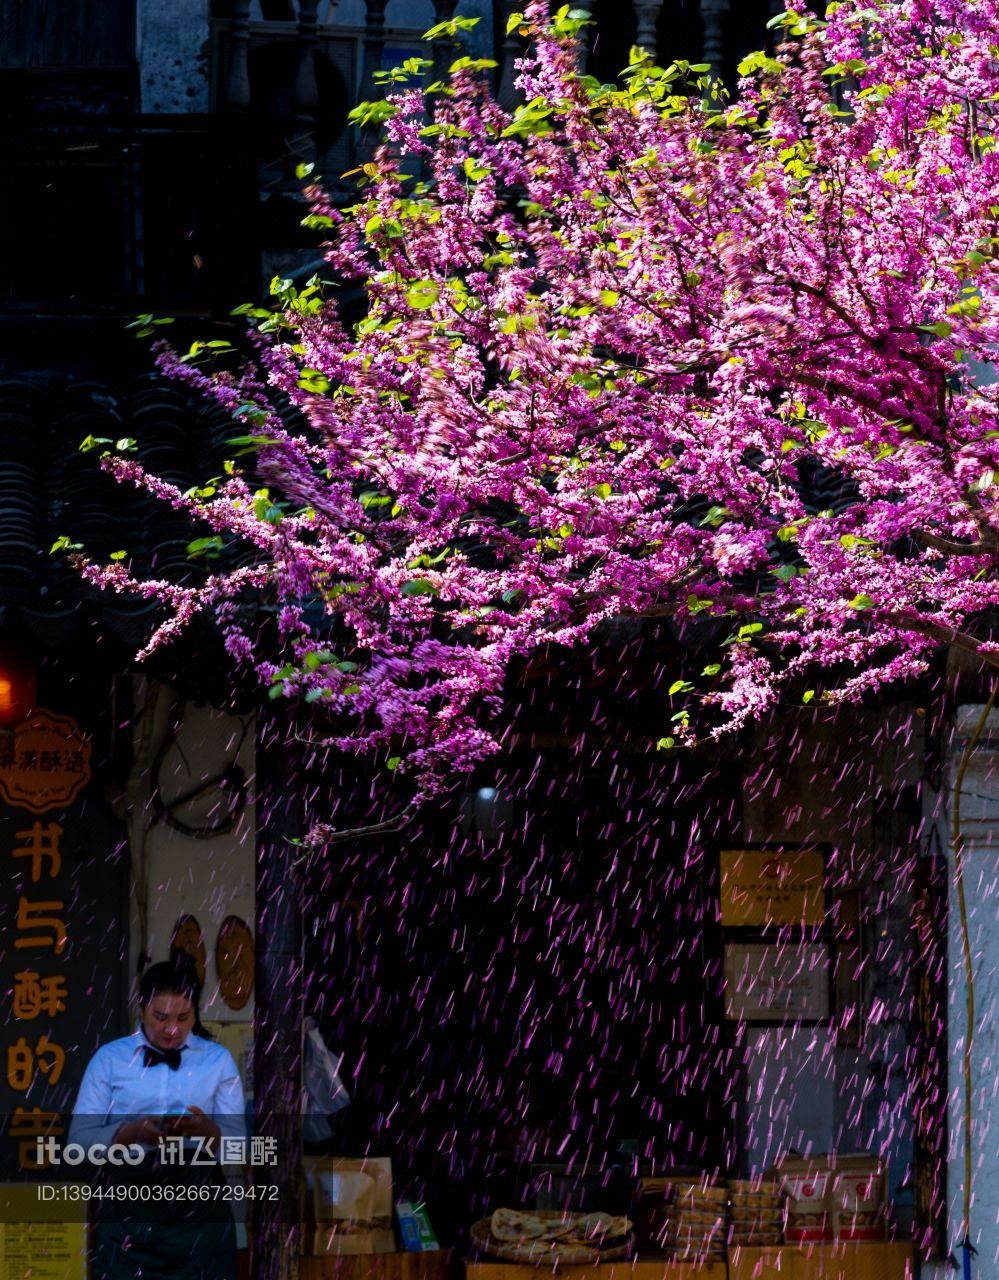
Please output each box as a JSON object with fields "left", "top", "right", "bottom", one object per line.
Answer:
{"left": 0, "top": 647, "right": 37, "bottom": 730}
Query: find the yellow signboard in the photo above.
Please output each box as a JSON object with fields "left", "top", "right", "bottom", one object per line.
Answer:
{"left": 719, "top": 847, "right": 826, "bottom": 927}
{"left": 0, "top": 1184, "right": 85, "bottom": 1280}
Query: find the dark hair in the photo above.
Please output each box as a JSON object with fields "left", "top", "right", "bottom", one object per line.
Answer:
{"left": 139, "top": 951, "right": 211, "bottom": 1038}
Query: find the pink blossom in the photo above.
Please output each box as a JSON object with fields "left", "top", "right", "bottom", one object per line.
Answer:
{"left": 76, "top": 0, "right": 999, "bottom": 793}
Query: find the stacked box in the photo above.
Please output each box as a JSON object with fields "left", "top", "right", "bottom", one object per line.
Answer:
{"left": 661, "top": 1179, "right": 729, "bottom": 1262}
{"left": 777, "top": 1156, "right": 833, "bottom": 1242}
{"left": 728, "top": 1178, "right": 782, "bottom": 1247}
{"left": 776, "top": 1153, "right": 887, "bottom": 1243}
{"left": 831, "top": 1155, "right": 886, "bottom": 1241}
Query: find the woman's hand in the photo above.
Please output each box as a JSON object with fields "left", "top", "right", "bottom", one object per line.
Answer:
{"left": 112, "top": 1116, "right": 161, "bottom": 1146}
{"left": 161, "top": 1106, "right": 221, "bottom": 1144}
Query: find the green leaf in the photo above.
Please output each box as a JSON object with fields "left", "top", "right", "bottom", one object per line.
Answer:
{"left": 405, "top": 281, "right": 441, "bottom": 310}
{"left": 187, "top": 536, "right": 225, "bottom": 557}
{"left": 848, "top": 593, "right": 874, "bottom": 610}
{"left": 656, "top": 737, "right": 676, "bottom": 750}
{"left": 599, "top": 289, "right": 621, "bottom": 306}
{"left": 298, "top": 368, "right": 331, "bottom": 394}
{"left": 347, "top": 98, "right": 399, "bottom": 128}
{"left": 737, "top": 622, "right": 763, "bottom": 639}
{"left": 359, "top": 490, "right": 392, "bottom": 509}
{"left": 917, "top": 321, "right": 953, "bottom": 339}
{"left": 401, "top": 578, "right": 439, "bottom": 596}
{"left": 109, "top": 550, "right": 128, "bottom": 562}
{"left": 253, "top": 496, "right": 283, "bottom": 525}
{"left": 803, "top": 689, "right": 815, "bottom": 704}
{"left": 386, "top": 756, "right": 402, "bottom": 771}
{"left": 701, "top": 663, "right": 721, "bottom": 676}
{"left": 226, "top": 432, "right": 281, "bottom": 450}
{"left": 50, "top": 536, "right": 83, "bottom": 555}
{"left": 449, "top": 57, "right": 498, "bottom": 73}
{"left": 295, "top": 162, "right": 315, "bottom": 180}
{"left": 668, "top": 679, "right": 693, "bottom": 695}
{"left": 423, "top": 15, "right": 480, "bottom": 38}
{"left": 737, "top": 51, "right": 782, "bottom": 76}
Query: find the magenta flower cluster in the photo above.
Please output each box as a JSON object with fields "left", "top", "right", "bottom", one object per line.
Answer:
{"left": 84, "top": 0, "right": 999, "bottom": 791}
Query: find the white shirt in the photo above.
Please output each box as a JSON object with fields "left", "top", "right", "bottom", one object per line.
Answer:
{"left": 69, "top": 1030, "right": 246, "bottom": 1150}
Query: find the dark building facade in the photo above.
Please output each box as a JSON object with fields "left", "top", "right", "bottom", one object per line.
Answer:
{"left": 0, "top": 5, "right": 961, "bottom": 1279}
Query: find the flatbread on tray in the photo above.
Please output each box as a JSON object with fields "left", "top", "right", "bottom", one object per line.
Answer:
{"left": 565, "top": 1213, "right": 632, "bottom": 1245}
{"left": 474, "top": 1209, "right": 634, "bottom": 1265}
{"left": 486, "top": 1208, "right": 550, "bottom": 1239}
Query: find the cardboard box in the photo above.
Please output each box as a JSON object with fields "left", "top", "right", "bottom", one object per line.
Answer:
{"left": 778, "top": 1156, "right": 833, "bottom": 1242}
{"left": 776, "top": 1154, "right": 887, "bottom": 1243}
{"left": 306, "top": 1158, "right": 395, "bottom": 1256}
{"left": 830, "top": 1156, "right": 886, "bottom": 1241}
{"left": 396, "top": 1201, "right": 439, "bottom": 1252}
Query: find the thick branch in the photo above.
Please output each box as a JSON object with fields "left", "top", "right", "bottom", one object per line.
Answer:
{"left": 917, "top": 530, "right": 990, "bottom": 557}
{"left": 886, "top": 614, "right": 999, "bottom": 666}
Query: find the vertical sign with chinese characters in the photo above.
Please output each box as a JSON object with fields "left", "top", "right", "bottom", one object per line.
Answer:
{"left": 7, "top": 819, "right": 70, "bottom": 1171}
{"left": 0, "top": 705, "right": 127, "bottom": 1182}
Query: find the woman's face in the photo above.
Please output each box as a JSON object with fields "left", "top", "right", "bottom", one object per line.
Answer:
{"left": 141, "top": 992, "right": 195, "bottom": 1051}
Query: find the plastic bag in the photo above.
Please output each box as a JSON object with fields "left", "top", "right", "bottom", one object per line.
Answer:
{"left": 302, "top": 1016, "right": 350, "bottom": 1143}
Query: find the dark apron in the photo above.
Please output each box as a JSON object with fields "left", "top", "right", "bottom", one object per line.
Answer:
{"left": 91, "top": 1149, "right": 238, "bottom": 1280}
{"left": 93, "top": 1218, "right": 237, "bottom": 1280}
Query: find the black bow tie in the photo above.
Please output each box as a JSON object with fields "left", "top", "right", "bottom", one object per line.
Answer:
{"left": 143, "top": 1046, "right": 182, "bottom": 1070}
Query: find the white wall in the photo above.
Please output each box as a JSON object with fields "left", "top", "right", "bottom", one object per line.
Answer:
{"left": 939, "top": 706, "right": 999, "bottom": 1275}
{"left": 126, "top": 684, "right": 256, "bottom": 1032}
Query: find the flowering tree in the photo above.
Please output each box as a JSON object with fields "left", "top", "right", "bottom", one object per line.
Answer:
{"left": 84, "top": 0, "right": 999, "bottom": 789}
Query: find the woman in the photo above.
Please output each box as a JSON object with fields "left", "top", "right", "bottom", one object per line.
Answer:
{"left": 70, "top": 952, "right": 245, "bottom": 1280}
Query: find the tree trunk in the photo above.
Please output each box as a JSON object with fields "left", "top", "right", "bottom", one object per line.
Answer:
{"left": 252, "top": 711, "right": 304, "bottom": 1280}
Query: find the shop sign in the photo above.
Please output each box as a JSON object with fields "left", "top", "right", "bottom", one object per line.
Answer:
{"left": 0, "top": 711, "right": 91, "bottom": 815}
{"left": 719, "top": 847, "right": 825, "bottom": 928}
{"left": 4, "top": 817, "right": 70, "bottom": 1173}
{"left": 0, "top": 704, "right": 123, "bottom": 1181}
{"left": 0, "top": 1184, "right": 86, "bottom": 1278}
{"left": 723, "top": 942, "right": 830, "bottom": 1021}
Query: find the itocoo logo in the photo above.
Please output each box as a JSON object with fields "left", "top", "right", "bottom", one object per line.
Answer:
{"left": 35, "top": 1138, "right": 144, "bottom": 1166}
